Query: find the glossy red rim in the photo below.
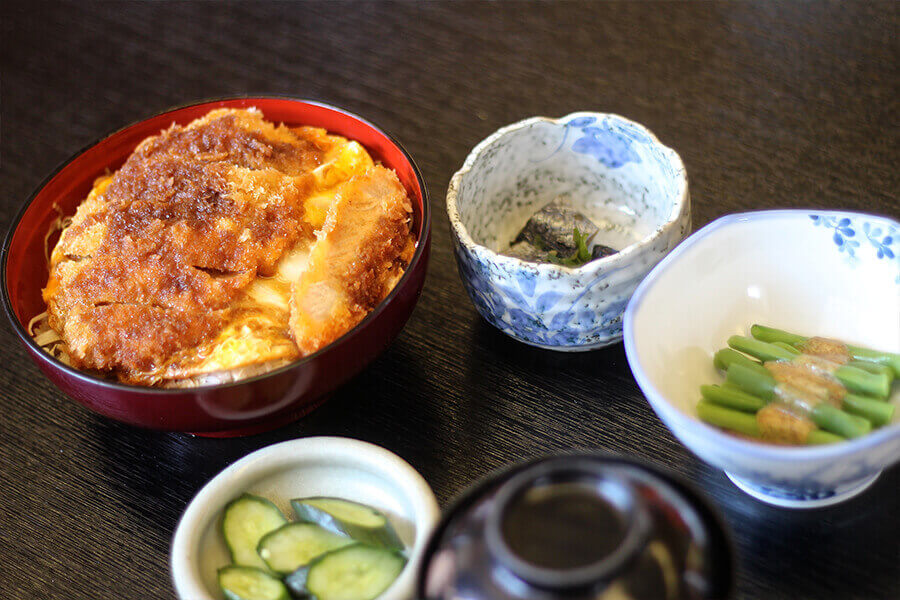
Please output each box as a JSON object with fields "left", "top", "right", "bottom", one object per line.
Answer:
{"left": 1, "top": 96, "right": 431, "bottom": 394}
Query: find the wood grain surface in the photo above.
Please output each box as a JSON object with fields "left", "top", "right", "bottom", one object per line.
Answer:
{"left": 1, "top": 2, "right": 898, "bottom": 599}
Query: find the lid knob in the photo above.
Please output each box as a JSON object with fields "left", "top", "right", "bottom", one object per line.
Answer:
{"left": 484, "top": 458, "right": 651, "bottom": 591}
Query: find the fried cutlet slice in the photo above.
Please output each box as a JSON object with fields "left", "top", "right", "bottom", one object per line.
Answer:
{"left": 289, "top": 165, "right": 415, "bottom": 356}
{"left": 45, "top": 109, "right": 324, "bottom": 378}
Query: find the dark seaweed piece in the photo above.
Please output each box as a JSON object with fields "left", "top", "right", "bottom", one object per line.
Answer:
{"left": 515, "top": 197, "right": 600, "bottom": 255}
{"left": 505, "top": 228, "right": 598, "bottom": 266}
{"left": 503, "top": 197, "right": 619, "bottom": 266}
{"left": 591, "top": 243, "right": 618, "bottom": 260}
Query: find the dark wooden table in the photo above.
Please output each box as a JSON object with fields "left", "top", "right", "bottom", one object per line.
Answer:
{"left": 1, "top": 2, "right": 897, "bottom": 599}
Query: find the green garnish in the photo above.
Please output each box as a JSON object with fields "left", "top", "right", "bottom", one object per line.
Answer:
{"left": 548, "top": 227, "right": 593, "bottom": 267}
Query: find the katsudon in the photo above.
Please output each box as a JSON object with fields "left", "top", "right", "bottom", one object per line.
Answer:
{"left": 34, "top": 108, "right": 416, "bottom": 387}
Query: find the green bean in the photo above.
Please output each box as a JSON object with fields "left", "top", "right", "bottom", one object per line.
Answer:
{"left": 750, "top": 324, "right": 900, "bottom": 377}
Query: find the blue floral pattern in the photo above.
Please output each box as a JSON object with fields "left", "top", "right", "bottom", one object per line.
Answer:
{"left": 811, "top": 213, "right": 900, "bottom": 282}
{"left": 749, "top": 482, "right": 836, "bottom": 502}
{"left": 534, "top": 115, "right": 642, "bottom": 168}
{"left": 728, "top": 449, "right": 893, "bottom": 505}
{"left": 810, "top": 215, "right": 859, "bottom": 258}
{"left": 862, "top": 221, "right": 895, "bottom": 259}
{"left": 454, "top": 243, "right": 632, "bottom": 349}
{"left": 572, "top": 125, "right": 642, "bottom": 168}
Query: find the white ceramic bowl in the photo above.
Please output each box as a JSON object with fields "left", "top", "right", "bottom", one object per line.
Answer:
{"left": 447, "top": 112, "right": 690, "bottom": 350}
{"left": 624, "top": 210, "right": 900, "bottom": 508}
{"left": 171, "top": 437, "right": 440, "bottom": 599}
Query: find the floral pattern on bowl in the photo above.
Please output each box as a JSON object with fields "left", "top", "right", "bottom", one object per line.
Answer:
{"left": 447, "top": 112, "right": 690, "bottom": 350}
{"left": 810, "top": 213, "right": 899, "bottom": 281}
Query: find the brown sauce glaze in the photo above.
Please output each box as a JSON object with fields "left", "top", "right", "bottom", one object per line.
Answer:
{"left": 77, "top": 305, "right": 226, "bottom": 376}
{"left": 760, "top": 350, "right": 850, "bottom": 443}
{"left": 799, "top": 336, "right": 851, "bottom": 365}
{"left": 765, "top": 361, "right": 845, "bottom": 409}
{"left": 756, "top": 404, "right": 816, "bottom": 445}
{"left": 135, "top": 112, "right": 325, "bottom": 175}
{"left": 48, "top": 110, "right": 324, "bottom": 377}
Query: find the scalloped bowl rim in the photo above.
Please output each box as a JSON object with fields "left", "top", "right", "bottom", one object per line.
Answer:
{"left": 446, "top": 111, "right": 688, "bottom": 275}
{"left": 624, "top": 209, "right": 900, "bottom": 462}
{"left": 0, "top": 96, "right": 431, "bottom": 395}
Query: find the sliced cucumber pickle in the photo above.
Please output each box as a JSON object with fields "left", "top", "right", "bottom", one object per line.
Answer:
{"left": 222, "top": 494, "right": 288, "bottom": 571}
{"left": 291, "top": 497, "right": 403, "bottom": 550}
{"left": 257, "top": 522, "right": 354, "bottom": 574}
{"left": 285, "top": 544, "right": 406, "bottom": 600}
{"left": 218, "top": 566, "right": 291, "bottom": 600}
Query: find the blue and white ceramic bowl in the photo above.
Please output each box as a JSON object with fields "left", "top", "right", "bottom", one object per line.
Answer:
{"left": 447, "top": 113, "right": 690, "bottom": 350}
{"left": 625, "top": 210, "right": 900, "bottom": 508}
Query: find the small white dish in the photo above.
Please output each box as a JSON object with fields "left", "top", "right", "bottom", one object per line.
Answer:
{"left": 447, "top": 112, "right": 690, "bottom": 351}
{"left": 171, "top": 437, "right": 440, "bottom": 599}
{"left": 624, "top": 210, "right": 900, "bottom": 508}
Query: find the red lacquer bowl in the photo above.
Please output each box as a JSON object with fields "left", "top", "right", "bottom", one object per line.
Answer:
{"left": 1, "top": 98, "right": 431, "bottom": 436}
